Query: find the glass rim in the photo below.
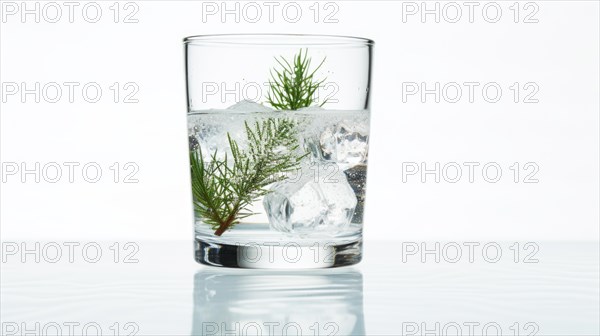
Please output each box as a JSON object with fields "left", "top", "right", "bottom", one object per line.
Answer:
{"left": 183, "top": 33, "right": 374, "bottom": 46}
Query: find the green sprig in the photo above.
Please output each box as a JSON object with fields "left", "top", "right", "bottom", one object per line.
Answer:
{"left": 266, "top": 49, "right": 328, "bottom": 110}
{"left": 190, "top": 118, "right": 306, "bottom": 236}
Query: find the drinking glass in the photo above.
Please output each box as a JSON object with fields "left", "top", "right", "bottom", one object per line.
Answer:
{"left": 185, "top": 34, "right": 373, "bottom": 268}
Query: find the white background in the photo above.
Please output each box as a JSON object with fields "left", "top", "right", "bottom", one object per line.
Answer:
{"left": 1, "top": 0, "right": 598, "bottom": 242}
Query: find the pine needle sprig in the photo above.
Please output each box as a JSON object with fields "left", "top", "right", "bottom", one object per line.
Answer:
{"left": 266, "top": 49, "right": 328, "bottom": 110}
{"left": 190, "top": 118, "right": 306, "bottom": 236}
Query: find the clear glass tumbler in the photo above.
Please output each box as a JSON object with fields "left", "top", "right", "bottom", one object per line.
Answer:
{"left": 185, "top": 34, "right": 373, "bottom": 268}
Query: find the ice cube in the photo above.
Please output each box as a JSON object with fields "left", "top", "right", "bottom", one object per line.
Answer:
{"left": 263, "top": 163, "right": 357, "bottom": 236}
{"left": 188, "top": 114, "right": 248, "bottom": 163}
{"left": 227, "top": 100, "right": 274, "bottom": 113}
{"left": 188, "top": 118, "right": 227, "bottom": 161}
{"left": 320, "top": 121, "right": 369, "bottom": 171}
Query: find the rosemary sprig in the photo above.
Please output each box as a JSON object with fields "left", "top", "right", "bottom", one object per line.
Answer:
{"left": 190, "top": 118, "right": 306, "bottom": 236}
{"left": 266, "top": 48, "right": 328, "bottom": 110}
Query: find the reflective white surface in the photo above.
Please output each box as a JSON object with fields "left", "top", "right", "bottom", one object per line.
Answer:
{"left": 1, "top": 241, "right": 598, "bottom": 335}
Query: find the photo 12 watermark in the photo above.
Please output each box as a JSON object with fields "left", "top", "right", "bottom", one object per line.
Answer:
{"left": 401, "top": 241, "right": 540, "bottom": 264}
{"left": 401, "top": 82, "right": 540, "bottom": 104}
{"left": 1, "top": 162, "right": 140, "bottom": 184}
{"left": 198, "top": 81, "right": 339, "bottom": 106}
{"left": 201, "top": 321, "right": 339, "bottom": 336}
{"left": 201, "top": 1, "right": 340, "bottom": 23}
{"left": 401, "top": 162, "right": 540, "bottom": 184}
{"left": 1, "top": 241, "right": 140, "bottom": 263}
{"left": 1, "top": 1, "right": 140, "bottom": 23}
{"left": 400, "top": 321, "right": 539, "bottom": 336}
{"left": 401, "top": 1, "right": 540, "bottom": 24}
{"left": 1, "top": 321, "right": 139, "bottom": 336}
{"left": 1, "top": 82, "right": 140, "bottom": 104}
{"left": 234, "top": 240, "right": 346, "bottom": 267}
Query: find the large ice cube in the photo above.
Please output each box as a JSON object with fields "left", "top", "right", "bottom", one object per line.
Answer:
{"left": 227, "top": 99, "right": 274, "bottom": 113}
{"left": 320, "top": 121, "right": 369, "bottom": 171}
{"left": 263, "top": 163, "right": 357, "bottom": 236}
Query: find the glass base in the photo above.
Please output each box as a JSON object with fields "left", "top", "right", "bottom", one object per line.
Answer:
{"left": 195, "top": 239, "right": 362, "bottom": 269}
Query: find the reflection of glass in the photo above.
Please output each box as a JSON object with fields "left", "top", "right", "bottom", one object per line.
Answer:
{"left": 185, "top": 34, "right": 374, "bottom": 268}
{"left": 192, "top": 268, "right": 365, "bottom": 335}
